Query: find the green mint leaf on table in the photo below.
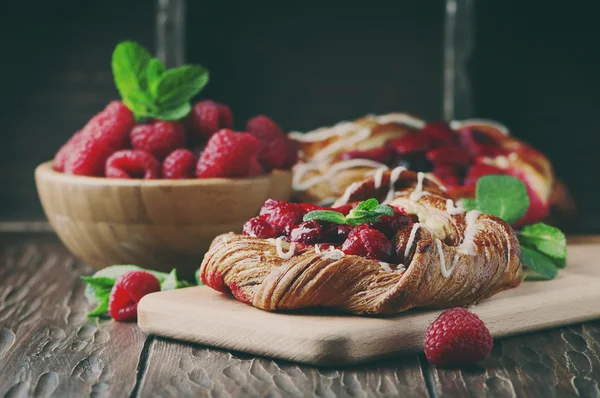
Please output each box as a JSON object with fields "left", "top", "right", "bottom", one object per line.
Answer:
{"left": 475, "top": 175, "right": 529, "bottom": 225}
{"left": 161, "top": 269, "right": 191, "bottom": 291}
{"left": 303, "top": 210, "right": 348, "bottom": 225}
{"left": 87, "top": 299, "right": 110, "bottom": 318}
{"left": 520, "top": 246, "right": 559, "bottom": 280}
{"left": 519, "top": 222, "right": 567, "bottom": 268}
{"left": 112, "top": 41, "right": 152, "bottom": 114}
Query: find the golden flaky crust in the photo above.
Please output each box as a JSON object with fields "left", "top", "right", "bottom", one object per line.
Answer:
{"left": 200, "top": 170, "right": 523, "bottom": 315}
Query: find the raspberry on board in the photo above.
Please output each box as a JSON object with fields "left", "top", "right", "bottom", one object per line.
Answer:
{"left": 424, "top": 307, "right": 493, "bottom": 366}
{"left": 190, "top": 100, "right": 234, "bottom": 141}
{"left": 162, "top": 149, "right": 196, "bottom": 179}
{"left": 245, "top": 115, "right": 294, "bottom": 171}
{"left": 196, "top": 129, "right": 261, "bottom": 178}
{"left": 63, "top": 101, "right": 135, "bottom": 176}
{"left": 131, "top": 121, "right": 186, "bottom": 160}
{"left": 108, "top": 271, "right": 161, "bottom": 322}
{"left": 105, "top": 149, "right": 161, "bottom": 179}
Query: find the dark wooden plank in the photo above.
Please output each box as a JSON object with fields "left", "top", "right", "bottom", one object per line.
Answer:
{"left": 426, "top": 322, "right": 600, "bottom": 397}
{"left": 138, "top": 338, "right": 430, "bottom": 398}
{"left": 0, "top": 233, "right": 147, "bottom": 397}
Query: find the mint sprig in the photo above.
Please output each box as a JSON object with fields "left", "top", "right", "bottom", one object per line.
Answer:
{"left": 82, "top": 264, "right": 192, "bottom": 318}
{"left": 112, "top": 41, "right": 209, "bottom": 121}
{"left": 303, "top": 198, "right": 394, "bottom": 227}
{"left": 459, "top": 175, "right": 567, "bottom": 280}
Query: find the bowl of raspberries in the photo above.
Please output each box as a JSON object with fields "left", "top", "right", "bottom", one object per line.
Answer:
{"left": 35, "top": 98, "right": 297, "bottom": 275}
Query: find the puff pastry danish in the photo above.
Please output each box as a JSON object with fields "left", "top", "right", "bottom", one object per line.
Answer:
{"left": 200, "top": 169, "right": 522, "bottom": 314}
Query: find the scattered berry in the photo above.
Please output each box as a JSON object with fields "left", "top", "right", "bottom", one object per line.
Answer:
{"left": 53, "top": 130, "right": 84, "bottom": 172}
{"left": 342, "top": 226, "right": 393, "bottom": 262}
{"left": 245, "top": 115, "right": 293, "bottom": 170}
{"left": 259, "top": 199, "right": 305, "bottom": 235}
{"left": 108, "top": 271, "right": 161, "bottom": 322}
{"left": 105, "top": 150, "right": 161, "bottom": 179}
{"left": 196, "top": 129, "right": 261, "bottom": 178}
{"left": 64, "top": 101, "right": 134, "bottom": 176}
{"left": 242, "top": 217, "right": 280, "bottom": 238}
{"left": 290, "top": 220, "right": 323, "bottom": 244}
{"left": 190, "top": 100, "right": 233, "bottom": 141}
{"left": 162, "top": 149, "right": 196, "bottom": 179}
{"left": 424, "top": 307, "right": 493, "bottom": 366}
{"left": 340, "top": 147, "right": 394, "bottom": 164}
{"left": 130, "top": 121, "right": 185, "bottom": 160}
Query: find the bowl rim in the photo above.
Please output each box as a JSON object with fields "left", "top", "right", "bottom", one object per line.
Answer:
{"left": 35, "top": 160, "right": 290, "bottom": 187}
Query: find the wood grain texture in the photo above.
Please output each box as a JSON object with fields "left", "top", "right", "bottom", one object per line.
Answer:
{"left": 138, "top": 338, "right": 430, "bottom": 398}
{"left": 0, "top": 233, "right": 146, "bottom": 397}
{"left": 35, "top": 162, "right": 292, "bottom": 277}
{"left": 138, "top": 241, "right": 600, "bottom": 365}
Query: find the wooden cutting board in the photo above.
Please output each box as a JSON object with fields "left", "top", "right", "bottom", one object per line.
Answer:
{"left": 138, "top": 240, "right": 600, "bottom": 366}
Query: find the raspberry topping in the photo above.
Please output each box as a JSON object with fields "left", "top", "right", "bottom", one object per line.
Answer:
{"left": 105, "top": 150, "right": 161, "bottom": 179}
{"left": 424, "top": 307, "right": 493, "bottom": 366}
{"left": 426, "top": 146, "right": 472, "bottom": 167}
{"left": 259, "top": 199, "right": 305, "bottom": 235}
{"left": 130, "top": 121, "right": 186, "bottom": 160}
{"left": 196, "top": 129, "right": 261, "bottom": 178}
{"left": 243, "top": 217, "right": 280, "bottom": 238}
{"left": 162, "top": 149, "right": 196, "bottom": 179}
{"left": 421, "top": 121, "right": 457, "bottom": 146}
{"left": 64, "top": 101, "right": 134, "bottom": 176}
{"left": 387, "top": 134, "right": 431, "bottom": 156}
{"left": 464, "top": 164, "right": 504, "bottom": 187}
{"left": 108, "top": 271, "right": 161, "bottom": 322}
{"left": 190, "top": 100, "right": 234, "bottom": 141}
{"left": 340, "top": 147, "right": 394, "bottom": 164}
{"left": 290, "top": 220, "right": 324, "bottom": 244}
{"left": 245, "top": 115, "right": 294, "bottom": 170}
{"left": 342, "top": 226, "right": 393, "bottom": 262}
{"left": 368, "top": 207, "right": 413, "bottom": 239}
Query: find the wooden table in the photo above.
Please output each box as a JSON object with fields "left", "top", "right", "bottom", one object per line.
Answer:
{"left": 1, "top": 232, "right": 599, "bottom": 397}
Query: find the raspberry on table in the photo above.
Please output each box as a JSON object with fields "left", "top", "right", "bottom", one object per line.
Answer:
{"left": 424, "top": 307, "right": 493, "bottom": 366}
{"left": 242, "top": 217, "right": 280, "bottom": 238}
{"left": 53, "top": 130, "right": 84, "bottom": 172}
{"left": 63, "top": 101, "right": 134, "bottom": 176}
{"left": 196, "top": 129, "right": 261, "bottom": 178}
{"left": 105, "top": 149, "right": 161, "bottom": 179}
{"left": 108, "top": 271, "right": 161, "bottom": 322}
{"left": 245, "top": 115, "right": 294, "bottom": 171}
{"left": 130, "top": 121, "right": 186, "bottom": 160}
{"left": 190, "top": 100, "right": 234, "bottom": 141}
{"left": 342, "top": 226, "right": 393, "bottom": 262}
{"left": 162, "top": 149, "right": 196, "bottom": 179}
{"left": 259, "top": 199, "right": 305, "bottom": 235}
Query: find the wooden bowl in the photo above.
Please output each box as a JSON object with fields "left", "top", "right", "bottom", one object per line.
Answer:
{"left": 35, "top": 161, "right": 292, "bottom": 277}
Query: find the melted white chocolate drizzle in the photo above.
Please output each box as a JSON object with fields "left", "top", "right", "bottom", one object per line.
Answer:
{"left": 446, "top": 199, "right": 465, "bottom": 215}
{"left": 409, "top": 172, "right": 429, "bottom": 201}
{"left": 458, "top": 210, "right": 481, "bottom": 256}
{"left": 275, "top": 237, "right": 296, "bottom": 260}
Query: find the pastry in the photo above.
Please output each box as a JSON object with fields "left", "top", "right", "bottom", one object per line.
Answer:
{"left": 199, "top": 169, "right": 522, "bottom": 314}
{"left": 290, "top": 114, "right": 572, "bottom": 226}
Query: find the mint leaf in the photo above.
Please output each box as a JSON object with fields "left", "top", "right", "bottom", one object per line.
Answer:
{"left": 155, "top": 65, "right": 209, "bottom": 108}
{"left": 147, "top": 58, "right": 166, "bottom": 95}
{"left": 519, "top": 222, "right": 567, "bottom": 268}
{"left": 161, "top": 269, "right": 191, "bottom": 290}
{"left": 354, "top": 198, "right": 379, "bottom": 212}
{"left": 458, "top": 198, "right": 477, "bottom": 211}
{"left": 81, "top": 276, "right": 115, "bottom": 289}
{"left": 153, "top": 102, "right": 192, "bottom": 122}
{"left": 87, "top": 298, "right": 109, "bottom": 318}
{"left": 476, "top": 175, "right": 529, "bottom": 225}
{"left": 112, "top": 41, "right": 151, "bottom": 113}
{"left": 303, "top": 210, "right": 347, "bottom": 225}
{"left": 346, "top": 201, "right": 393, "bottom": 226}
{"left": 520, "top": 246, "right": 559, "bottom": 280}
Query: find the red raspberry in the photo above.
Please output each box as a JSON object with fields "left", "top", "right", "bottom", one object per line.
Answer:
{"left": 105, "top": 150, "right": 161, "bottom": 179}
{"left": 196, "top": 129, "right": 261, "bottom": 178}
{"left": 53, "top": 130, "right": 84, "bottom": 171}
{"left": 426, "top": 146, "right": 472, "bottom": 167}
{"left": 248, "top": 157, "right": 264, "bottom": 177}
{"left": 290, "top": 220, "right": 324, "bottom": 244}
{"left": 342, "top": 226, "right": 393, "bottom": 261}
{"left": 433, "top": 164, "right": 461, "bottom": 186}
{"left": 283, "top": 139, "right": 299, "bottom": 169}
{"left": 162, "top": 149, "right": 196, "bottom": 179}
{"left": 332, "top": 204, "right": 356, "bottom": 216}
{"left": 464, "top": 163, "right": 504, "bottom": 187}
{"left": 421, "top": 121, "right": 457, "bottom": 146}
{"left": 458, "top": 128, "right": 505, "bottom": 157}
{"left": 369, "top": 207, "right": 413, "bottom": 238}
{"left": 259, "top": 199, "right": 305, "bottom": 235}
{"left": 108, "top": 271, "right": 161, "bottom": 322}
{"left": 190, "top": 100, "right": 234, "bottom": 141}
{"left": 243, "top": 217, "right": 280, "bottom": 238}
{"left": 130, "top": 121, "right": 185, "bottom": 160}
{"left": 340, "top": 147, "right": 394, "bottom": 164}
{"left": 334, "top": 224, "right": 353, "bottom": 241}
{"left": 245, "top": 115, "right": 293, "bottom": 171}
{"left": 300, "top": 203, "right": 326, "bottom": 213}
{"left": 387, "top": 133, "right": 431, "bottom": 156}
{"left": 64, "top": 101, "right": 134, "bottom": 176}
{"left": 424, "top": 307, "right": 493, "bottom": 366}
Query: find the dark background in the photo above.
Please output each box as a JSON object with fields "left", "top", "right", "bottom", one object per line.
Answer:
{"left": 1, "top": 1, "right": 598, "bottom": 231}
